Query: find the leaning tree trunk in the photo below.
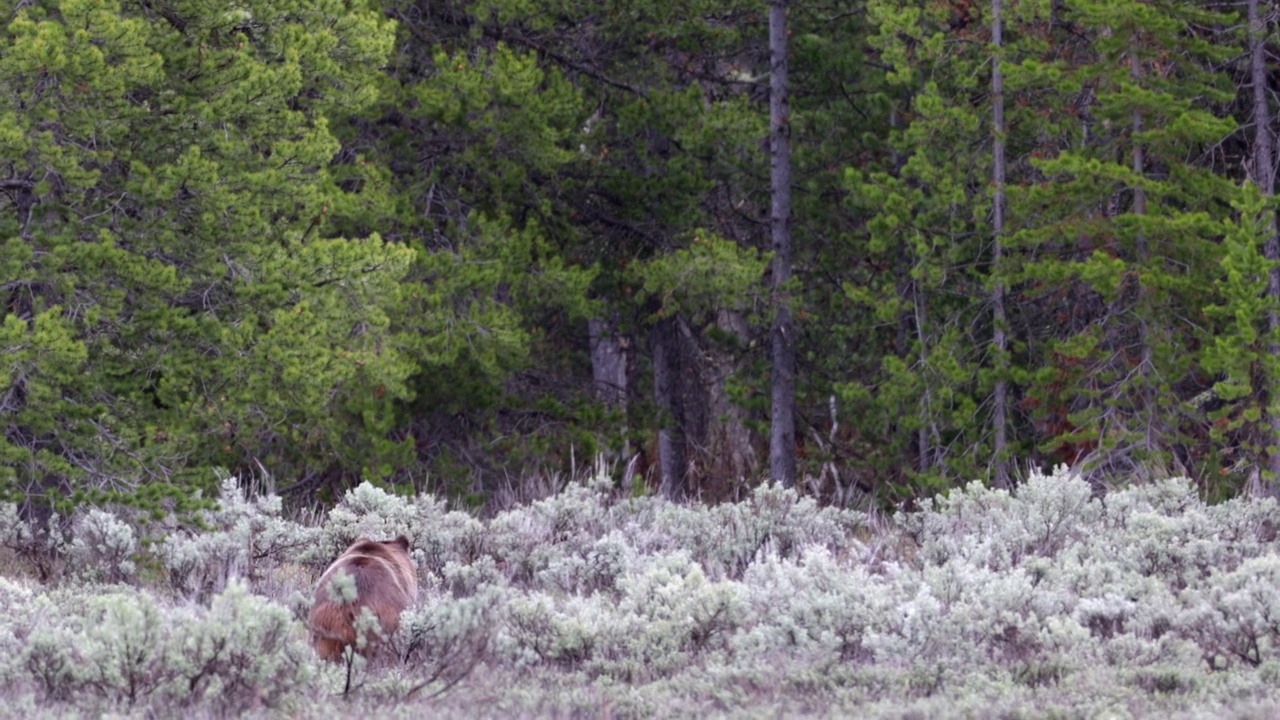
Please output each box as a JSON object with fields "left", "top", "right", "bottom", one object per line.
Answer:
{"left": 768, "top": 0, "right": 796, "bottom": 487}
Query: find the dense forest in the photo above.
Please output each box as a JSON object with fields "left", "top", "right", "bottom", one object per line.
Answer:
{"left": 4, "top": 0, "right": 1280, "bottom": 515}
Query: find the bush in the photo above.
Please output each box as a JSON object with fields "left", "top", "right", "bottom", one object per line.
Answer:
{"left": 4, "top": 465, "right": 1280, "bottom": 717}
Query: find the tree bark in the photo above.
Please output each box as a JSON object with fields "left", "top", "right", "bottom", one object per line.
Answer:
{"left": 991, "top": 0, "right": 1010, "bottom": 489}
{"left": 768, "top": 0, "right": 796, "bottom": 487}
{"left": 588, "top": 317, "right": 627, "bottom": 410}
{"left": 588, "top": 315, "right": 629, "bottom": 468}
{"left": 651, "top": 316, "right": 686, "bottom": 500}
{"left": 706, "top": 310, "right": 758, "bottom": 499}
{"left": 1248, "top": 0, "right": 1280, "bottom": 487}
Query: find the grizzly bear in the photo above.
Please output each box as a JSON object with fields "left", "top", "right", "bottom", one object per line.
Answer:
{"left": 308, "top": 535, "right": 418, "bottom": 662}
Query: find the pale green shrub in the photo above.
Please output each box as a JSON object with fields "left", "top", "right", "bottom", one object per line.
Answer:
{"left": 906, "top": 467, "right": 1099, "bottom": 570}
{"left": 533, "top": 530, "right": 635, "bottom": 596}
{"left": 318, "top": 481, "right": 490, "bottom": 584}
{"left": 613, "top": 484, "right": 866, "bottom": 580}
{"left": 737, "top": 545, "right": 883, "bottom": 663}
{"left": 501, "top": 591, "right": 608, "bottom": 670}
{"left": 1180, "top": 554, "right": 1280, "bottom": 669}
{"left": 400, "top": 581, "right": 504, "bottom": 692}
{"left": 486, "top": 480, "right": 615, "bottom": 585}
{"left": 0, "top": 576, "right": 38, "bottom": 685}
{"left": 0, "top": 508, "right": 69, "bottom": 580}
{"left": 157, "top": 476, "right": 319, "bottom": 600}
{"left": 68, "top": 509, "right": 138, "bottom": 584}
{"left": 319, "top": 482, "right": 421, "bottom": 558}
{"left": 24, "top": 622, "right": 81, "bottom": 702}
{"left": 167, "top": 580, "right": 311, "bottom": 714}
{"left": 0, "top": 502, "right": 31, "bottom": 550}
{"left": 439, "top": 555, "right": 504, "bottom": 597}
{"left": 609, "top": 551, "right": 746, "bottom": 678}
{"left": 77, "top": 591, "right": 175, "bottom": 707}
{"left": 417, "top": 511, "right": 489, "bottom": 576}
{"left": 2, "top": 579, "right": 310, "bottom": 715}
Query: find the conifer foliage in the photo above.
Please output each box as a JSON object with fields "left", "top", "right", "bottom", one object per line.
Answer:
{"left": 4, "top": 0, "right": 1280, "bottom": 508}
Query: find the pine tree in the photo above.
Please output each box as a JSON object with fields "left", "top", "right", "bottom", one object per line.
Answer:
{"left": 0, "top": 0, "right": 410, "bottom": 514}
{"left": 1009, "top": 0, "right": 1238, "bottom": 483}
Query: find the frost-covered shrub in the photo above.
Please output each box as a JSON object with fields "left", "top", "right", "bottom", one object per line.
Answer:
{"left": 318, "top": 481, "right": 487, "bottom": 582}
{"left": 77, "top": 591, "right": 176, "bottom": 706}
{"left": 400, "top": 581, "right": 504, "bottom": 692}
{"left": 157, "top": 476, "right": 318, "bottom": 600}
{"left": 1180, "top": 555, "right": 1280, "bottom": 669}
{"left": 68, "top": 509, "right": 138, "bottom": 583}
{"left": 169, "top": 580, "right": 311, "bottom": 714}
{"left": 737, "top": 546, "right": 884, "bottom": 664}
{"left": 0, "top": 502, "right": 31, "bottom": 550}
{"left": 609, "top": 551, "right": 746, "bottom": 677}
{"left": 906, "top": 468, "right": 1098, "bottom": 570}
{"left": 486, "top": 480, "right": 616, "bottom": 584}
{"left": 501, "top": 591, "right": 610, "bottom": 670}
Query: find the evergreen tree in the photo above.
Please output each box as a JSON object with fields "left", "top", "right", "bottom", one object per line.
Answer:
{"left": 0, "top": 0, "right": 409, "bottom": 514}
{"left": 1009, "top": 0, "right": 1238, "bottom": 483}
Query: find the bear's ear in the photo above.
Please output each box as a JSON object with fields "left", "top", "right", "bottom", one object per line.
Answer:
{"left": 393, "top": 535, "right": 411, "bottom": 552}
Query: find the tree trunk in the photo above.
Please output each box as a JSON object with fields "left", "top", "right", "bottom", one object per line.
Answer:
{"left": 1248, "top": 0, "right": 1280, "bottom": 487}
{"left": 589, "top": 317, "right": 627, "bottom": 410}
{"left": 705, "top": 310, "right": 758, "bottom": 500}
{"left": 768, "top": 0, "right": 796, "bottom": 487}
{"left": 651, "top": 316, "right": 686, "bottom": 500}
{"left": 588, "top": 315, "right": 629, "bottom": 466}
{"left": 991, "top": 0, "right": 1010, "bottom": 489}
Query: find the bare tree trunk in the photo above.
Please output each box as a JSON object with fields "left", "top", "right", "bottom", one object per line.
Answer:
{"left": 651, "top": 316, "right": 685, "bottom": 500}
{"left": 768, "top": 0, "right": 796, "bottom": 487}
{"left": 991, "top": 0, "right": 1010, "bottom": 489}
{"left": 915, "top": 291, "right": 931, "bottom": 476}
{"left": 705, "top": 310, "right": 758, "bottom": 500}
{"left": 1249, "top": 0, "right": 1280, "bottom": 487}
{"left": 588, "top": 315, "right": 629, "bottom": 463}
{"left": 589, "top": 317, "right": 627, "bottom": 409}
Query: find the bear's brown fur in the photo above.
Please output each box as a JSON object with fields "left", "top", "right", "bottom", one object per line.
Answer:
{"left": 308, "top": 535, "right": 418, "bottom": 662}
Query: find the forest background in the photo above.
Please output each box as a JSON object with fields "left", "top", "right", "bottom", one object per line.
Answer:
{"left": 5, "top": 0, "right": 1280, "bottom": 518}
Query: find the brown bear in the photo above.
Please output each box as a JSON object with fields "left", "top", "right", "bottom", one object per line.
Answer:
{"left": 308, "top": 535, "right": 418, "bottom": 662}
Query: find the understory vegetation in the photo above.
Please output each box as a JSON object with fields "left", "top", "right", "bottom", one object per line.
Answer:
{"left": 2, "top": 467, "right": 1280, "bottom": 717}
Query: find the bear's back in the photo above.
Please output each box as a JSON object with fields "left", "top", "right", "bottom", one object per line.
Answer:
{"left": 309, "top": 535, "right": 417, "bottom": 661}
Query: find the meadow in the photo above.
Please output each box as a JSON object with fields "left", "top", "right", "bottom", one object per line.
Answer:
{"left": 3, "top": 467, "right": 1280, "bottom": 718}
